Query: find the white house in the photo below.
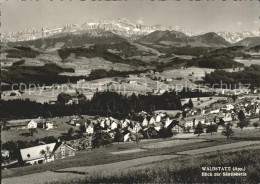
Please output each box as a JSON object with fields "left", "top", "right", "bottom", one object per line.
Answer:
{"left": 226, "top": 104, "right": 234, "bottom": 111}
{"left": 129, "top": 80, "right": 137, "bottom": 85}
{"left": 111, "top": 122, "right": 118, "bottom": 130}
{"left": 44, "top": 122, "right": 54, "bottom": 130}
{"left": 20, "top": 143, "right": 56, "bottom": 165}
{"left": 100, "top": 120, "right": 105, "bottom": 128}
{"left": 86, "top": 124, "right": 94, "bottom": 135}
{"left": 210, "top": 109, "right": 220, "bottom": 114}
{"left": 142, "top": 118, "right": 149, "bottom": 127}
{"left": 124, "top": 133, "right": 130, "bottom": 142}
{"left": 149, "top": 117, "right": 156, "bottom": 125}
{"left": 27, "top": 120, "right": 38, "bottom": 129}
{"left": 165, "top": 118, "right": 173, "bottom": 128}
{"left": 155, "top": 114, "right": 161, "bottom": 122}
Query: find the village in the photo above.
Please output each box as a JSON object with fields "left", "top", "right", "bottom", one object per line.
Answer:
{"left": 2, "top": 87, "right": 260, "bottom": 170}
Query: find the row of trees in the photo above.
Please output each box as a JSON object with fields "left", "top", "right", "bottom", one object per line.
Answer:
{"left": 204, "top": 65, "right": 260, "bottom": 88}
{"left": 1, "top": 91, "right": 183, "bottom": 120}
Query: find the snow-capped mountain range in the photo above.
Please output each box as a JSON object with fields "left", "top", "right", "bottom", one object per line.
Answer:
{"left": 216, "top": 31, "right": 257, "bottom": 43}
{"left": 1, "top": 18, "right": 257, "bottom": 43}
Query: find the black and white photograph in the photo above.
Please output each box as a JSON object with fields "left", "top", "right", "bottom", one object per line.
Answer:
{"left": 1, "top": 0, "right": 260, "bottom": 183}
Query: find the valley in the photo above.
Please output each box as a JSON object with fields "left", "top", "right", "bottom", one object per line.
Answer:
{"left": 1, "top": 17, "right": 260, "bottom": 184}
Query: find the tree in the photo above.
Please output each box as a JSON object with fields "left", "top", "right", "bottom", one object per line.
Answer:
{"left": 232, "top": 95, "right": 237, "bottom": 103}
{"left": 222, "top": 123, "right": 234, "bottom": 139}
{"left": 194, "top": 122, "right": 204, "bottom": 136}
{"left": 68, "top": 127, "right": 75, "bottom": 136}
{"left": 253, "top": 122, "right": 259, "bottom": 129}
{"left": 79, "top": 124, "right": 86, "bottom": 133}
{"left": 237, "top": 119, "right": 250, "bottom": 131}
{"left": 238, "top": 110, "right": 246, "bottom": 122}
{"left": 29, "top": 128, "right": 37, "bottom": 136}
{"left": 57, "top": 93, "right": 72, "bottom": 104}
{"left": 188, "top": 98, "right": 194, "bottom": 108}
{"left": 114, "top": 129, "right": 124, "bottom": 143}
{"left": 0, "top": 119, "right": 8, "bottom": 130}
{"left": 206, "top": 124, "right": 218, "bottom": 135}
{"left": 184, "top": 126, "right": 191, "bottom": 133}
{"left": 40, "top": 146, "right": 51, "bottom": 163}
{"left": 91, "top": 131, "right": 112, "bottom": 148}
{"left": 158, "top": 127, "right": 173, "bottom": 139}
{"left": 182, "top": 111, "right": 187, "bottom": 119}
{"left": 78, "top": 93, "right": 87, "bottom": 104}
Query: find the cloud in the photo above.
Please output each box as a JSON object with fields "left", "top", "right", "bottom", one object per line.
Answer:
{"left": 136, "top": 18, "right": 144, "bottom": 25}
{"left": 237, "top": 21, "right": 242, "bottom": 26}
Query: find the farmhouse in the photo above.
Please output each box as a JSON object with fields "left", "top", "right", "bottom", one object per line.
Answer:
{"left": 7, "top": 119, "right": 40, "bottom": 130}
{"left": 52, "top": 142, "right": 76, "bottom": 160}
{"left": 19, "top": 142, "right": 76, "bottom": 165}
{"left": 19, "top": 143, "right": 56, "bottom": 165}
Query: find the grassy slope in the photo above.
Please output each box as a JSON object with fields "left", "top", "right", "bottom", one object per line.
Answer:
{"left": 61, "top": 148, "right": 260, "bottom": 184}
{"left": 2, "top": 137, "right": 236, "bottom": 178}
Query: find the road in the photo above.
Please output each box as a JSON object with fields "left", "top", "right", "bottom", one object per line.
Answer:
{"left": 3, "top": 141, "right": 260, "bottom": 184}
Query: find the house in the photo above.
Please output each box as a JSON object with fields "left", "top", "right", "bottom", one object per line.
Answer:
{"left": 19, "top": 142, "right": 76, "bottom": 166}
{"left": 124, "top": 133, "right": 130, "bottom": 142}
{"left": 183, "top": 116, "right": 206, "bottom": 127}
{"left": 19, "top": 143, "right": 56, "bottom": 165}
{"left": 66, "top": 137, "right": 92, "bottom": 150}
{"left": 52, "top": 142, "right": 76, "bottom": 160}
{"left": 172, "top": 123, "right": 184, "bottom": 134}
{"left": 111, "top": 121, "right": 118, "bottom": 130}
{"left": 1, "top": 150, "right": 10, "bottom": 158}
{"left": 155, "top": 114, "right": 161, "bottom": 122}
{"left": 69, "top": 118, "right": 79, "bottom": 126}
{"left": 142, "top": 118, "right": 149, "bottom": 127}
{"left": 129, "top": 80, "right": 137, "bottom": 85}
{"left": 100, "top": 120, "right": 106, "bottom": 128}
{"left": 42, "top": 121, "right": 54, "bottom": 130}
{"left": 85, "top": 124, "right": 94, "bottom": 135}
{"left": 7, "top": 119, "right": 40, "bottom": 130}
{"left": 165, "top": 117, "right": 173, "bottom": 128}
{"left": 165, "top": 78, "right": 173, "bottom": 82}
{"left": 149, "top": 117, "right": 156, "bottom": 125}
{"left": 210, "top": 109, "right": 220, "bottom": 114}
{"left": 133, "top": 122, "right": 142, "bottom": 132}
{"left": 221, "top": 117, "right": 232, "bottom": 124}
{"left": 122, "top": 119, "right": 130, "bottom": 128}
{"left": 27, "top": 120, "right": 38, "bottom": 129}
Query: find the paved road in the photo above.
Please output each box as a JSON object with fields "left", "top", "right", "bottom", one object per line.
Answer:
{"left": 3, "top": 141, "right": 260, "bottom": 184}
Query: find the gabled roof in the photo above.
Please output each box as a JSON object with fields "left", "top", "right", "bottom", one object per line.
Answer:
{"left": 7, "top": 119, "right": 43, "bottom": 127}
{"left": 53, "top": 142, "right": 76, "bottom": 153}
{"left": 20, "top": 143, "right": 56, "bottom": 161}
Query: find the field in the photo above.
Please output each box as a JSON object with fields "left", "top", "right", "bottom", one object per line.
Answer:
{"left": 234, "top": 57, "right": 260, "bottom": 67}
{"left": 66, "top": 148, "right": 260, "bottom": 184}
{"left": 162, "top": 67, "right": 215, "bottom": 81}
{"left": 2, "top": 115, "right": 97, "bottom": 143}
{"left": 181, "top": 96, "right": 228, "bottom": 108}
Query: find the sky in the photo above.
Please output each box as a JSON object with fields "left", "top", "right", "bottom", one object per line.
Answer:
{"left": 2, "top": 0, "right": 260, "bottom": 35}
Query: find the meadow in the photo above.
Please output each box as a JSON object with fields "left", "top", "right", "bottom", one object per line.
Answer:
{"left": 65, "top": 148, "right": 260, "bottom": 184}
